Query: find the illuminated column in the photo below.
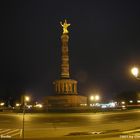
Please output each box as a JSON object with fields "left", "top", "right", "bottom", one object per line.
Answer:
{"left": 69, "top": 84, "right": 72, "bottom": 92}
{"left": 74, "top": 83, "right": 77, "bottom": 93}
{"left": 62, "top": 83, "right": 64, "bottom": 92}
{"left": 55, "top": 84, "right": 58, "bottom": 92}
{"left": 53, "top": 20, "right": 78, "bottom": 95}
{"left": 61, "top": 34, "right": 70, "bottom": 78}
{"left": 73, "top": 83, "right": 75, "bottom": 93}
{"left": 58, "top": 83, "right": 60, "bottom": 93}
{"left": 65, "top": 83, "right": 68, "bottom": 92}
{"left": 60, "top": 20, "right": 71, "bottom": 79}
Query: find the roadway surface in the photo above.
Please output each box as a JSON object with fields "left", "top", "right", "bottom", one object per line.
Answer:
{"left": 0, "top": 110, "right": 140, "bottom": 139}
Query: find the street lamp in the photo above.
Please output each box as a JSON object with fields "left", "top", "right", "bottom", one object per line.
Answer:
{"left": 130, "top": 66, "right": 140, "bottom": 105}
{"left": 0, "top": 102, "right": 5, "bottom": 106}
{"left": 89, "top": 95, "right": 100, "bottom": 106}
{"left": 95, "top": 95, "right": 100, "bottom": 101}
{"left": 129, "top": 100, "right": 133, "bottom": 103}
{"left": 35, "top": 103, "right": 43, "bottom": 108}
{"left": 90, "top": 96, "right": 94, "bottom": 101}
{"left": 131, "top": 67, "right": 139, "bottom": 79}
{"left": 22, "top": 96, "right": 30, "bottom": 139}
{"left": 137, "top": 100, "right": 140, "bottom": 103}
{"left": 121, "top": 101, "right": 125, "bottom": 105}
{"left": 25, "top": 96, "right": 30, "bottom": 102}
{"left": 15, "top": 103, "right": 21, "bottom": 108}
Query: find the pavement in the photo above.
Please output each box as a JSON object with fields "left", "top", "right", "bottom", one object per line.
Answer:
{"left": 0, "top": 129, "right": 22, "bottom": 139}
{"left": 0, "top": 109, "right": 140, "bottom": 139}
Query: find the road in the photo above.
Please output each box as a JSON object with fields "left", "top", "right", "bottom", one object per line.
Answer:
{"left": 0, "top": 110, "right": 140, "bottom": 139}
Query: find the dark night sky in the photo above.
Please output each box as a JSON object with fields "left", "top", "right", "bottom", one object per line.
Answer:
{"left": 1, "top": 0, "right": 140, "bottom": 101}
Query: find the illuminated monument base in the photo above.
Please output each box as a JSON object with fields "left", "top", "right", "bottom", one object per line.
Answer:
{"left": 44, "top": 95, "right": 87, "bottom": 108}
{"left": 44, "top": 79, "right": 87, "bottom": 108}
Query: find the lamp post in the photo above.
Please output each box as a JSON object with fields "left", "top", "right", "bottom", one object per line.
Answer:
{"left": 0, "top": 102, "right": 5, "bottom": 110}
{"left": 22, "top": 96, "right": 30, "bottom": 139}
{"left": 0, "top": 102, "right": 5, "bottom": 106}
{"left": 131, "top": 67, "right": 140, "bottom": 79}
{"left": 130, "top": 66, "right": 140, "bottom": 106}
{"left": 95, "top": 95, "right": 100, "bottom": 101}
{"left": 89, "top": 95, "right": 100, "bottom": 106}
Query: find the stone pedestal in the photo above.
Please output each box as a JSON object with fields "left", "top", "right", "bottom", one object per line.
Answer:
{"left": 44, "top": 95, "right": 87, "bottom": 108}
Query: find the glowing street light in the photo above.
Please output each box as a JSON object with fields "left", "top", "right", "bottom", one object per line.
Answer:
{"left": 16, "top": 103, "right": 21, "bottom": 107}
{"left": 90, "top": 95, "right": 100, "bottom": 101}
{"left": 121, "top": 101, "right": 125, "bottom": 104}
{"left": 129, "top": 100, "right": 133, "bottom": 103}
{"left": 0, "top": 102, "right": 5, "bottom": 106}
{"left": 131, "top": 67, "right": 139, "bottom": 78}
{"left": 22, "top": 95, "right": 30, "bottom": 139}
{"left": 95, "top": 95, "right": 100, "bottom": 101}
{"left": 90, "top": 96, "right": 94, "bottom": 101}
{"left": 89, "top": 95, "right": 100, "bottom": 107}
{"left": 25, "top": 96, "right": 30, "bottom": 102}
{"left": 137, "top": 100, "right": 140, "bottom": 103}
{"left": 35, "top": 104, "right": 43, "bottom": 108}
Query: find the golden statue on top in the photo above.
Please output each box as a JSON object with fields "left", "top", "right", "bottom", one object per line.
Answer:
{"left": 60, "top": 19, "right": 71, "bottom": 34}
